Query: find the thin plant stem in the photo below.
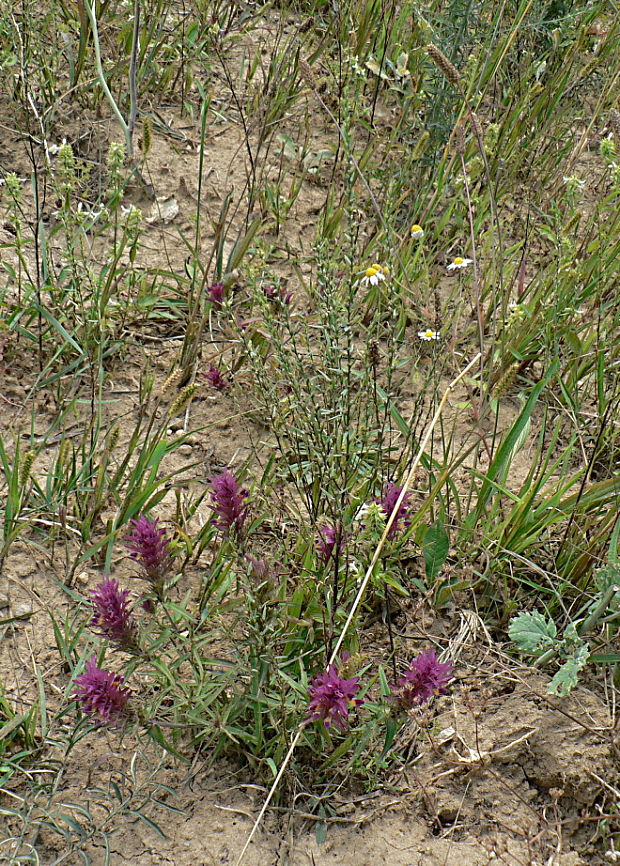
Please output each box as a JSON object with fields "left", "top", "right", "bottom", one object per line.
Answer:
{"left": 128, "top": 0, "right": 141, "bottom": 142}
{"left": 83, "top": 0, "right": 133, "bottom": 158}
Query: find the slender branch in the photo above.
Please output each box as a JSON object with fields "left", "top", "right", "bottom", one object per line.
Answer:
{"left": 83, "top": 0, "right": 133, "bottom": 158}
{"left": 128, "top": 0, "right": 141, "bottom": 140}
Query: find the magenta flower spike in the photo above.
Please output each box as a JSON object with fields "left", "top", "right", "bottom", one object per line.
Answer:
{"left": 245, "top": 554, "right": 271, "bottom": 580}
{"left": 207, "top": 282, "right": 225, "bottom": 308}
{"left": 125, "top": 515, "right": 173, "bottom": 585}
{"left": 89, "top": 578, "right": 139, "bottom": 652}
{"left": 72, "top": 656, "right": 131, "bottom": 725}
{"left": 306, "top": 657, "right": 364, "bottom": 731}
{"left": 209, "top": 469, "right": 249, "bottom": 535}
{"left": 316, "top": 523, "right": 347, "bottom": 565}
{"left": 391, "top": 648, "right": 453, "bottom": 710}
{"left": 202, "top": 364, "right": 229, "bottom": 391}
{"left": 378, "top": 481, "right": 412, "bottom": 537}
{"left": 263, "top": 284, "right": 292, "bottom": 305}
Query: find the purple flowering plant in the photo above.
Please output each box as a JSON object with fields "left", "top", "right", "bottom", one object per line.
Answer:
{"left": 207, "top": 281, "right": 226, "bottom": 308}
{"left": 202, "top": 364, "right": 229, "bottom": 391}
{"left": 263, "top": 284, "right": 292, "bottom": 306}
{"left": 390, "top": 648, "right": 453, "bottom": 710}
{"left": 89, "top": 578, "right": 139, "bottom": 652}
{"left": 315, "top": 522, "right": 347, "bottom": 565}
{"left": 72, "top": 655, "right": 131, "bottom": 726}
{"left": 306, "top": 655, "right": 364, "bottom": 731}
{"left": 378, "top": 481, "right": 413, "bottom": 538}
{"left": 125, "top": 514, "right": 174, "bottom": 591}
{"left": 209, "top": 469, "right": 249, "bottom": 536}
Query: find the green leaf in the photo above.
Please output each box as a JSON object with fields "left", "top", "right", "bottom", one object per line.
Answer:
{"left": 0, "top": 713, "right": 29, "bottom": 742}
{"left": 227, "top": 217, "right": 261, "bottom": 273}
{"left": 365, "top": 58, "right": 391, "bottom": 80}
{"left": 315, "top": 818, "right": 328, "bottom": 845}
{"left": 590, "top": 653, "right": 620, "bottom": 664}
{"left": 547, "top": 645, "right": 590, "bottom": 697}
{"left": 32, "top": 303, "right": 85, "bottom": 356}
{"left": 466, "top": 371, "right": 553, "bottom": 529}
{"left": 127, "top": 810, "right": 169, "bottom": 839}
{"left": 508, "top": 611, "right": 557, "bottom": 654}
{"left": 422, "top": 521, "right": 449, "bottom": 580}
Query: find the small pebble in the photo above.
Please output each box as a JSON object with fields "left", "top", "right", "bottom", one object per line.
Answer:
{"left": 178, "top": 444, "right": 193, "bottom": 457}
{"left": 13, "top": 602, "right": 32, "bottom": 617}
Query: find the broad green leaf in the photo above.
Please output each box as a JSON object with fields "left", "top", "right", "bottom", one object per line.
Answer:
{"left": 547, "top": 645, "right": 590, "bottom": 697}
{"left": 508, "top": 611, "right": 557, "bottom": 653}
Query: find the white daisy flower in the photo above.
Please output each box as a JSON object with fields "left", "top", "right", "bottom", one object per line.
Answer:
{"left": 447, "top": 256, "right": 473, "bottom": 271}
{"left": 410, "top": 224, "right": 424, "bottom": 239}
{"left": 360, "top": 264, "right": 388, "bottom": 286}
{"left": 418, "top": 329, "right": 439, "bottom": 341}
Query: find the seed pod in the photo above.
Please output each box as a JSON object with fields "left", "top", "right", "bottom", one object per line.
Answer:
{"left": 452, "top": 120, "right": 466, "bottom": 155}
{"left": 469, "top": 111, "right": 483, "bottom": 144}
{"left": 412, "top": 131, "right": 430, "bottom": 160}
{"left": 57, "top": 437, "right": 70, "bottom": 473}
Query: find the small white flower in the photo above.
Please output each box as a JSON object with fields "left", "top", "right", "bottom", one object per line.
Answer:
{"left": 76, "top": 201, "right": 104, "bottom": 221}
{"left": 562, "top": 175, "right": 585, "bottom": 188}
{"left": 47, "top": 138, "right": 67, "bottom": 157}
{"left": 349, "top": 55, "right": 366, "bottom": 76}
{"left": 418, "top": 329, "right": 439, "bottom": 341}
{"left": 354, "top": 502, "right": 373, "bottom": 523}
{"left": 360, "top": 264, "right": 388, "bottom": 286}
{"left": 410, "top": 224, "right": 424, "bottom": 239}
{"left": 447, "top": 256, "right": 473, "bottom": 271}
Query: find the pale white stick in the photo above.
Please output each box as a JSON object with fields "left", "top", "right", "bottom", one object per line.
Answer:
{"left": 233, "top": 352, "right": 481, "bottom": 866}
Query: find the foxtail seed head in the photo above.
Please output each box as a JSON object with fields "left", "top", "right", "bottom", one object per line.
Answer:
{"left": 493, "top": 363, "right": 520, "bottom": 399}
{"left": 159, "top": 368, "right": 183, "bottom": 399}
{"left": 299, "top": 57, "right": 318, "bottom": 89}
{"left": 20, "top": 451, "right": 35, "bottom": 488}
{"left": 168, "top": 383, "right": 198, "bottom": 417}
{"left": 141, "top": 115, "right": 153, "bottom": 156}
{"left": 427, "top": 44, "right": 460, "bottom": 86}
{"left": 106, "top": 423, "right": 121, "bottom": 453}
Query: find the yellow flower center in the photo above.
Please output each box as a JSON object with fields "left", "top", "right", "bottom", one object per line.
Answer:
{"left": 411, "top": 224, "right": 423, "bottom": 234}
{"left": 453, "top": 257, "right": 464, "bottom": 265}
{"left": 365, "top": 267, "right": 378, "bottom": 277}
{"left": 371, "top": 263, "right": 382, "bottom": 271}
{"left": 424, "top": 330, "right": 435, "bottom": 338}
